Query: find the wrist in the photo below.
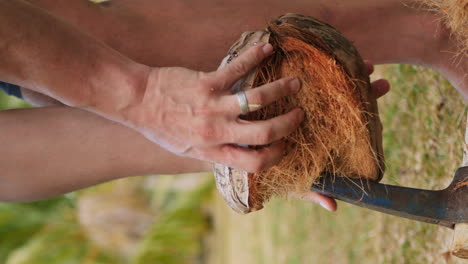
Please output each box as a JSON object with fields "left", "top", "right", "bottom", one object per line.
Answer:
{"left": 83, "top": 59, "right": 152, "bottom": 123}
{"left": 117, "top": 66, "right": 160, "bottom": 130}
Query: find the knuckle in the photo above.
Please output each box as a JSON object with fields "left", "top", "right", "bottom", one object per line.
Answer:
{"left": 220, "top": 145, "right": 237, "bottom": 164}
{"left": 249, "top": 155, "right": 267, "bottom": 172}
{"left": 224, "top": 127, "right": 237, "bottom": 143}
{"left": 204, "top": 101, "right": 223, "bottom": 116}
{"left": 221, "top": 144, "right": 234, "bottom": 156}
{"left": 197, "top": 123, "right": 221, "bottom": 143}
{"left": 257, "top": 127, "right": 275, "bottom": 144}
{"left": 264, "top": 79, "right": 286, "bottom": 96}
{"left": 230, "top": 62, "right": 249, "bottom": 76}
{"left": 196, "top": 150, "right": 211, "bottom": 161}
{"left": 198, "top": 73, "right": 218, "bottom": 92}
{"left": 250, "top": 91, "right": 267, "bottom": 105}
{"left": 252, "top": 46, "right": 265, "bottom": 61}
{"left": 284, "top": 110, "right": 302, "bottom": 128}
{"left": 275, "top": 78, "right": 292, "bottom": 94}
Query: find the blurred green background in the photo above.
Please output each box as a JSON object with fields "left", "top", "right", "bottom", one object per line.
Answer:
{"left": 0, "top": 64, "right": 466, "bottom": 264}
{"left": 0, "top": 90, "right": 214, "bottom": 263}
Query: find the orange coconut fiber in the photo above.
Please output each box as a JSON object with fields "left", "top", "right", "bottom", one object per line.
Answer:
{"left": 247, "top": 30, "right": 381, "bottom": 205}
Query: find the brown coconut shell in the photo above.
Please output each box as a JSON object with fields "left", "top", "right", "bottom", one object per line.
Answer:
{"left": 214, "top": 13, "right": 385, "bottom": 214}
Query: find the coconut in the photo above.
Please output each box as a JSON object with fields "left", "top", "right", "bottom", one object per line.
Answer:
{"left": 214, "top": 13, "right": 385, "bottom": 214}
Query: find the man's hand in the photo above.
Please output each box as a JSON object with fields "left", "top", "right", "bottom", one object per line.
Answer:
{"left": 124, "top": 43, "right": 303, "bottom": 172}
{"left": 292, "top": 60, "right": 390, "bottom": 211}
{"left": 0, "top": 0, "right": 300, "bottom": 173}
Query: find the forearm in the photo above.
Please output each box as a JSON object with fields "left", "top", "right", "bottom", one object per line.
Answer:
{"left": 25, "top": 0, "right": 452, "bottom": 69}
{"left": 0, "top": 106, "right": 210, "bottom": 202}
{"left": 0, "top": 0, "right": 147, "bottom": 113}
{"left": 24, "top": 0, "right": 122, "bottom": 47}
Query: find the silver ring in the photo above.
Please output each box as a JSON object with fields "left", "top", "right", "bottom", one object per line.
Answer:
{"left": 236, "top": 91, "right": 249, "bottom": 114}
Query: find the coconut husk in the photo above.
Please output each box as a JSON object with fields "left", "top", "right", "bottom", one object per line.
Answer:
{"left": 214, "top": 13, "right": 385, "bottom": 214}
{"left": 424, "top": 0, "right": 468, "bottom": 55}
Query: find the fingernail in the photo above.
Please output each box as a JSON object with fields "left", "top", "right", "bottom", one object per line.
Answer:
{"left": 320, "top": 201, "right": 332, "bottom": 211}
{"left": 262, "top": 43, "right": 274, "bottom": 54}
{"left": 289, "top": 78, "right": 300, "bottom": 92}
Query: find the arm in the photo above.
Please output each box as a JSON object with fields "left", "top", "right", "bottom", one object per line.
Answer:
{"left": 0, "top": 0, "right": 303, "bottom": 172}
{"left": 24, "top": 0, "right": 412, "bottom": 69}
{"left": 24, "top": 0, "right": 466, "bottom": 95}
{"left": 0, "top": 106, "right": 210, "bottom": 202}
{"left": 0, "top": 0, "right": 146, "bottom": 110}
{"left": 6, "top": 0, "right": 463, "bottom": 106}
{"left": 0, "top": 0, "right": 385, "bottom": 208}
{"left": 0, "top": 62, "right": 388, "bottom": 209}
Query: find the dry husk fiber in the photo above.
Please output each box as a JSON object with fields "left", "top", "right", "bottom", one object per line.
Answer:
{"left": 244, "top": 15, "right": 385, "bottom": 209}
{"left": 424, "top": 0, "right": 468, "bottom": 55}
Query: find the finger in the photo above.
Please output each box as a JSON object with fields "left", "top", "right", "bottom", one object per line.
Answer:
{"left": 289, "top": 190, "right": 337, "bottom": 211}
{"left": 215, "top": 42, "right": 274, "bottom": 89}
{"left": 364, "top": 60, "right": 374, "bottom": 75}
{"left": 203, "top": 141, "right": 285, "bottom": 173}
{"left": 229, "top": 108, "right": 304, "bottom": 145}
{"left": 371, "top": 78, "right": 390, "bottom": 98}
{"left": 222, "top": 77, "right": 300, "bottom": 114}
